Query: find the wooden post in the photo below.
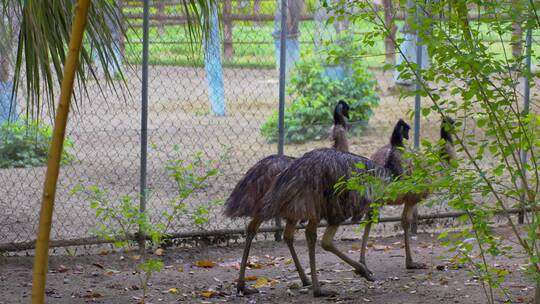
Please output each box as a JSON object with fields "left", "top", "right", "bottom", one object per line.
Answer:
{"left": 31, "top": 1, "right": 91, "bottom": 303}
{"left": 383, "top": 0, "right": 397, "bottom": 64}
{"left": 223, "top": 0, "right": 234, "bottom": 61}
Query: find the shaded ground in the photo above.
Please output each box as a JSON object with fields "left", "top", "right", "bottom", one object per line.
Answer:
{"left": 0, "top": 226, "right": 534, "bottom": 303}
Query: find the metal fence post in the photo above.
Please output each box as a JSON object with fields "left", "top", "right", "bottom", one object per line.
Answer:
{"left": 518, "top": 25, "right": 532, "bottom": 224}
{"left": 274, "top": 0, "right": 288, "bottom": 242}
{"left": 411, "top": 1, "right": 423, "bottom": 234}
{"left": 139, "top": 0, "right": 150, "bottom": 253}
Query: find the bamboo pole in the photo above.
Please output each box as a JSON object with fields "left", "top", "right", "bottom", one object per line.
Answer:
{"left": 31, "top": 1, "right": 91, "bottom": 303}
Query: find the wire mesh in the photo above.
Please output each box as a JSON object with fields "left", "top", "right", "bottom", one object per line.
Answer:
{"left": 0, "top": 0, "right": 538, "bottom": 252}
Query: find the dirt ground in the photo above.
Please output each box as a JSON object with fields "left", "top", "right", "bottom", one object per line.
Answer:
{"left": 0, "top": 226, "right": 535, "bottom": 304}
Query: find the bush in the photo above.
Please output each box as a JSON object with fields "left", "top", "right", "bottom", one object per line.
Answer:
{"left": 0, "top": 120, "right": 74, "bottom": 168}
{"left": 261, "top": 41, "right": 379, "bottom": 144}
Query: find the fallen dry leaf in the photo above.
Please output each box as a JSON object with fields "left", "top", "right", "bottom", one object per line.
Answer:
{"left": 351, "top": 244, "right": 361, "bottom": 251}
{"left": 177, "top": 266, "right": 184, "bottom": 272}
{"left": 201, "top": 291, "right": 218, "bottom": 298}
{"left": 245, "top": 275, "right": 258, "bottom": 281}
{"left": 252, "top": 277, "right": 269, "bottom": 289}
{"left": 196, "top": 260, "right": 217, "bottom": 268}
{"left": 131, "top": 255, "right": 141, "bottom": 261}
{"left": 247, "top": 261, "right": 264, "bottom": 269}
{"left": 154, "top": 248, "right": 165, "bottom": 256}
{"left": 81, "top": 292, "right": 102, "bottom": 299}
{"left": 57, "top": 265, "right": 69, "bottom": 273}
{"left": 372, "top": 245, "right": 393, "bottom": 252}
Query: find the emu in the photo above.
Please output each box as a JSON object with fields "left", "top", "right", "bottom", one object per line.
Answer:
{"left": 359, "top": 117, "right": 456, "bottom": 270}
{"left": 223, "top": 101, "right": 351, "bottom": 295}
{"left": 259, "top": 119, "right": 410, "bottom": 297}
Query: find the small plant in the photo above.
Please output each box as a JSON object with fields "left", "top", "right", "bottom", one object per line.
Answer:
{"left": 261, "top": 46, "right": 379, "bottom": 144}
{"left": 0, "top": 119, "right": 74, "bottom": 168}
{"left": 162, "top": 148, "right": 227, "bottom": 231}
{"left": 71, "top": 185, "right": 163, "bottom": 303}
{"left": 73, "top": 149, "right": 225, "bottom": 302}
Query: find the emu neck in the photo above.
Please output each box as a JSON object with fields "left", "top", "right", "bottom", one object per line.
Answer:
{"left": 440, "top": 128, "right": 453, "bottom": 144}
{"left": 390, "top": 129, "right": 404, "bottom": 147}
{"left": 332, "top": 125, "right": 349, "bottom": 152}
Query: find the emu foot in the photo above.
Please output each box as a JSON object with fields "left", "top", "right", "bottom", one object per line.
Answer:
{"left": 313, "top": 288, "right": 338, "bottom": 297}
{"left": 236, "top": 281, "right": 259, "bottom": 296}
{"left": 354, "top": 266, "right": 375, "bottom": 282}
{"left": 301, "top": 278, "right": 312, "bottom": 287}
{"left": 406, "top": 261, "right": 427, "bottom": 270}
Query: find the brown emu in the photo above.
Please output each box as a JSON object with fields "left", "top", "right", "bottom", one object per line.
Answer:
{"left": 223, "top": 101, "right": 351, "bottom": 295}
{"left": 358, "top": 117, "right": 456, "bottom": 270}
{"left": 259, "top": 119, "right": 410, "bottom": 297}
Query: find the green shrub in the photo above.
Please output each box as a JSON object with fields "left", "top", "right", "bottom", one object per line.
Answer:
{"left": 0, "top": 120, "right": 74, "bottom": 169}
{"left": 261, "top": 38, "right": 379, "bottom": 144}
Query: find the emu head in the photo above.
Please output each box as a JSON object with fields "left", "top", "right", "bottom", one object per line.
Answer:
{"left": 333, "top": 100, "right": 350, "bottom": 129}
{"left": 390, "top": 119, "right": 411, "bottom": 147}
{"left": 440, "top": 116, "right": 455, "bottom": 144}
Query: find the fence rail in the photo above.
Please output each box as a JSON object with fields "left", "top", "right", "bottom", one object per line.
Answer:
{"left": 1, "top": 208, "right": 530, "bottom": 252}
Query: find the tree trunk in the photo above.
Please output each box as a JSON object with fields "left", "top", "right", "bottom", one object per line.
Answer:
{"left": 332, "top": 0, "right": 349, "bottom": 34}
{"left": 253, "top": 0, "right": 262, "bottom": 25}
{"left": 383, "top": 0, "right": 397, "bottom": 65}
{"left": 535, "top": 281, "right": 540, "bottom": 304}
{"left": 118, "top": 0, "right": 125, "bottom": 58}
{"left": 31, "top": 1, "right": 91, "bottom": 302}
{"left": 287, "top": 0, "right": 303, "bottom": 36}
{"left": 0, "top": 5, "right": 19, "bottom": 123}
{"left": 157, "top": 0, "right": 165, "bottom": 35}
{"left": 511, "top": 0, "right": 523, "bottom": 60}
{"left": 511, "top": 21, "right": 523, "bottom": 59}
{"left": 223, "top": 0, "right": 234, "bottom": 61}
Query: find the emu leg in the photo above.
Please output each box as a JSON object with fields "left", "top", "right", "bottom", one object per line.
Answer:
{"left": 359, "top": 210, "right": 373, "bottom": 267}
{"left": 359, "top": 220, "right": 372, "bottom": 269}
{"left": 305, "top": 220, "right": 335, "bottom": 297}
{"left": 237, "top": 217, "right": 263, "bottom": 295}
{"left": 402, "top": 202, "right": 427, "bottom": 269}
{"left": 283, "top": 220, "right": 311, "bottom": 286}
{"left": 321, "top": 225, "right": 374, "bottom": 281}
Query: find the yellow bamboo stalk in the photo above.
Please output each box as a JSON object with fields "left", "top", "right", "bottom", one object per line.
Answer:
{"left": 31, "top": 0, "right": 91, "bottom": 303}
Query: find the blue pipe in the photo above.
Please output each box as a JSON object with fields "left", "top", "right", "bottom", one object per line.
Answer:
{"left": 204, "top": 3, "right": 226, "bottom": 116}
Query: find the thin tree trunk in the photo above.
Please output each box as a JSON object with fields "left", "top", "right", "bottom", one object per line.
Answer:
{"left": 511, "top": 0, "right": 523, "bottom": 59}
{"left": 254, "top": 0, "right": 261, "bottom": 25}
{"left": 383, "top": 0, "right": 397, "bottom": 64}
{"left": 31, "top": 1, "right": 91, "bottom": 303}
{"left": 157, "top": 0, "right": 165, "bottom": 35}
{"left": 535, "top": 281, "right": 540, "bottom": 304}
{"left": 118, "top": 0, "right": 125, "bottom": 58}
{"left": 223, "top": 0, "right": 234, "bottom": 60}
{"left": 511, "top": 22, "right": 523, "bottom": 59}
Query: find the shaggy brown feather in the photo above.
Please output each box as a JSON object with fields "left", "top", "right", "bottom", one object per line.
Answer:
{"left": 261, "top": 148, "right": 391, "bottom": 225}
{"left": 223, "top": 154, "right": 295, "bottom": 218}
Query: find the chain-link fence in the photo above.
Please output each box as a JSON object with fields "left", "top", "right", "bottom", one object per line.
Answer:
{"left": 0, "top": 0, "right": 537, "bottom": 252}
